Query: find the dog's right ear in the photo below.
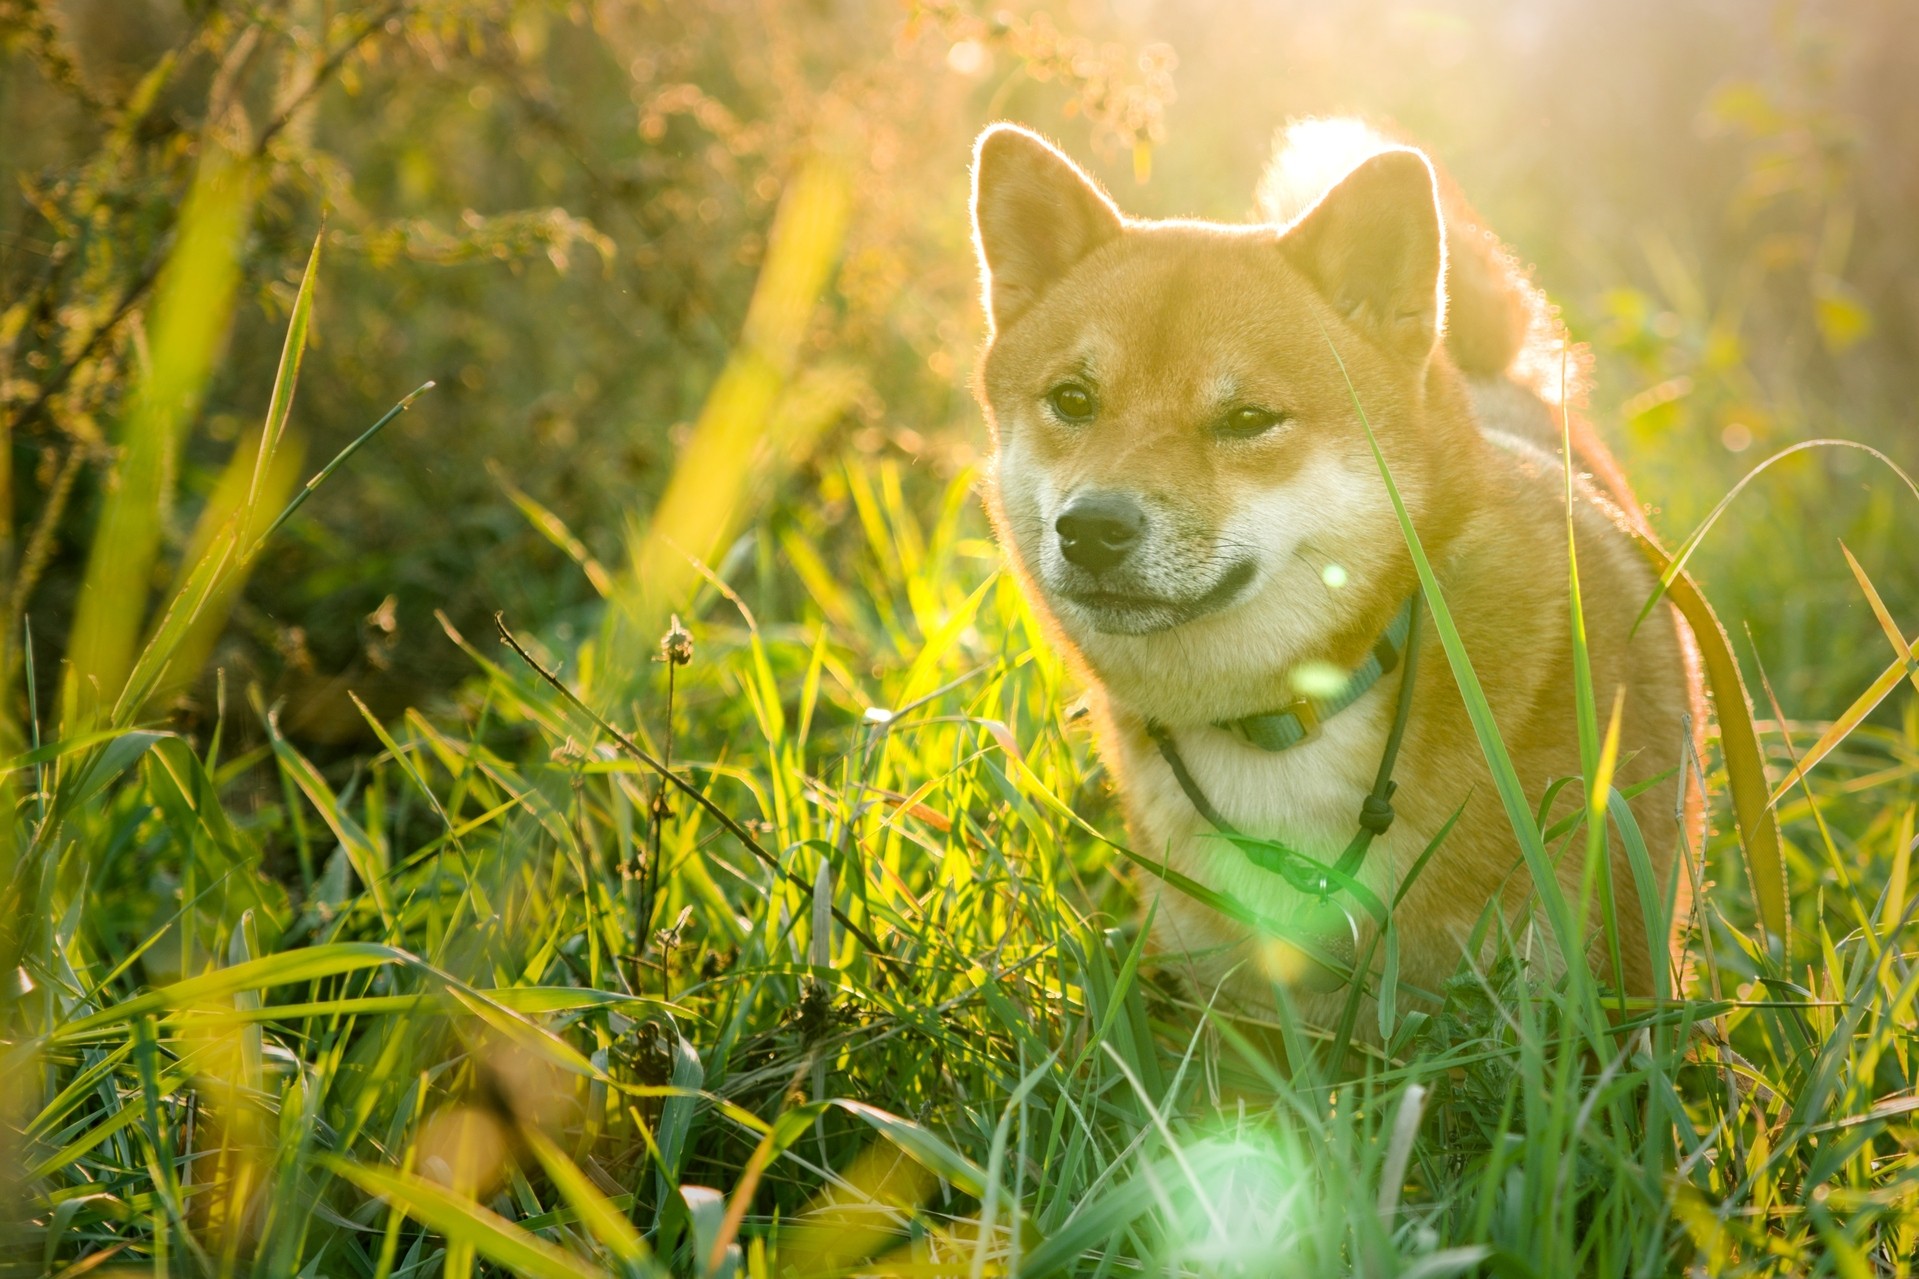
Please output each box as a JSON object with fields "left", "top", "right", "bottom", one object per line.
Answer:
{"left": 971, "top": 125, "right": 1123, "bottom": 334}
{"left": 1280, "top": 148, "right": 1446, "bottom": 364}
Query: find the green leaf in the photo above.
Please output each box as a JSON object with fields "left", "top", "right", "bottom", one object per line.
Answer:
{"left": 652, "top": 1032, "right": 705, "bottom": 1227}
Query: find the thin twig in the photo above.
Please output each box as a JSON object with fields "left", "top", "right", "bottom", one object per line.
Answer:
{"left": 493, "top": 615, "right": 900, "bottom": 972}
{"left": 3, "top": 441, "right": 87, "bottom": 640}
{"left": 251, "top": 1, "right": 408, "bottom": 158}
{"left": 7, "top": 258, "right": 163, "bottom": 438}
{"left": 640, "top": 638, "right": 678, "bottom": 999}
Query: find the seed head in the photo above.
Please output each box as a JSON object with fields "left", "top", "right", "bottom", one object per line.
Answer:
{"left": 658, "top": 615, "right": 693, "bottom": 667}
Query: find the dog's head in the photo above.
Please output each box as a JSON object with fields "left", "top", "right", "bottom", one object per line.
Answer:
{"left": 970, "top": 124, "right": 1469, "bottom": 721}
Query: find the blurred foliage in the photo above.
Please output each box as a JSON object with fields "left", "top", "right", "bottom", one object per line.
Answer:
{"left": 1, "top": 0, "right": 1175, "bottom": 744}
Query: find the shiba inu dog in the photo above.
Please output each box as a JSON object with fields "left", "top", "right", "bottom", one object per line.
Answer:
{"left": 969, "top": 119, "right": 1699, "bottom": 1030}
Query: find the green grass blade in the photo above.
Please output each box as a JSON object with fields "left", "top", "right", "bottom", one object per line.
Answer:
{"left": 61, "top": 141, "right": 255, "bottom": 730}
{"left": 1628, "top": 438, "right": 1919, "bottom": 636}
{"left": 829, "top": 1099, "right": 992, "bottom": 1200}
{"left": 251, "top": 381, "right": 436, "bottom": 551}
{"left": 1318, "top": 323, "right": 1580, "bottom": 979}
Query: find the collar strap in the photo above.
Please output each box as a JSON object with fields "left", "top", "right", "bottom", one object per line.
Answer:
{"left": 1217, "top": 595, "right": 1418, "bottom": 752}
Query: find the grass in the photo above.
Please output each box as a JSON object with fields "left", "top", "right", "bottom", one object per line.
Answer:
{"left": 4, "top": 192, "right": 1919, "bottom": 1279}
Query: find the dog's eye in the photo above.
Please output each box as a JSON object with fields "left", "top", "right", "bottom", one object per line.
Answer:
{"left": 1217, "top": 406, "right": 1287, "bottom": 439}
{"left": 1046, "top": 382, "right": 1097, "bottom": 422}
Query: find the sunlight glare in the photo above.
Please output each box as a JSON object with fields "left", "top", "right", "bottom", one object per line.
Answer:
{"left": 1169, "top": 1133, "right": 1306, "bottom": 1272}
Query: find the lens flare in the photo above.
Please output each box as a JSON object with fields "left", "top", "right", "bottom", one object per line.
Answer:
{"left": 1165, "top": 1132, "right": 1308, "bottom": 1273}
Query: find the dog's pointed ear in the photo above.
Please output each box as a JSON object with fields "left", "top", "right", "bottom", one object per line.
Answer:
{"left": 972, "top": 124, "right": 1123, "bottom": 333}
{"left": 1280, "top": 148, "right": 1446, "bottom": 362}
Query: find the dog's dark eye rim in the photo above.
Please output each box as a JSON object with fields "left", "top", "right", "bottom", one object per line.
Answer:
{"left": 1216, "top": 405, "right": 1289, "bottom": 438}
{"left": 1045, "top": 381, "right": 1098, "bottom": 421}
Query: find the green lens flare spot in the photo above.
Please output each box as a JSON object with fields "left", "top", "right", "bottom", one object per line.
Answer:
{"left": 1290, "top": 660, "right": 1349, "bottom": 699}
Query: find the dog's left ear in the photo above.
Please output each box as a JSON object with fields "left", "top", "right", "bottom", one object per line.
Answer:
{"left": 971, "top": 124, "right": 1123, "bottom": 333}
{"left": 1280, "top": 148, "right": 1446, "bottom": 363}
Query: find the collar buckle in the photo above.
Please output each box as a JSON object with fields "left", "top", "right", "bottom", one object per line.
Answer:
{"left": 1278, "top": 694, "right": 1322, "bottom": 742}
{"left": 1224, "top": 694, "right": 1321, "bottom": 751}
{"left": 1217, "top": 593, "right": 1418, "bottom": 754}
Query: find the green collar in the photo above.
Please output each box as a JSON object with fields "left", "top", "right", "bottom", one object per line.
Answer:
{"left": 1217, "top": 595, "right": 1418, "bottom": 752}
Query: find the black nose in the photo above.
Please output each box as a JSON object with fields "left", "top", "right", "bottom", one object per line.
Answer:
{"left": 1056, "top": 493, "right": 1144, "bottom": 572}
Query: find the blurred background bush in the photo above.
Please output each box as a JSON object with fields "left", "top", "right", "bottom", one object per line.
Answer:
{"left": 3, "top": 0, "right": 1913, "bottom": 748}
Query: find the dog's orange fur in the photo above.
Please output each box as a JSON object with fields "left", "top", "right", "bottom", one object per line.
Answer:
{"left": 969, "top": 122, "right": 1701, "bottom": 1028}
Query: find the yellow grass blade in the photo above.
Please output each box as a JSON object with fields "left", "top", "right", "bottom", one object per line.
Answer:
{"left": 519, "top": 1124, "right": 649, "bottom": 1264}
{"left": 249, "top": 226, "right": 323, "bottom": 504}
{"left": 491, "top": 461, "right": 614, "bottom": 599}
{"left": 129, "top": 227, "right": 322, "bottom": 714}
{"left": 1591, "top": 687, "right": 1626, "bottom": 821}
{"left": 1767, "top": 635, "right": 1919, "bottom": 806}
{"left": 134, "top": 428, "right": 303, "bottom": 713}
{"left": 1629, "top": 530, "right": 1787, "bottom": 949}
{"left": 1840, "top": 542, "right": 1919, "bottom": 695}
{"left": 773, "top": 1139, "right": 934, "bottom": 1277}
{"left": 1886, "top": 806, "right": 1914, "bottom": 938}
